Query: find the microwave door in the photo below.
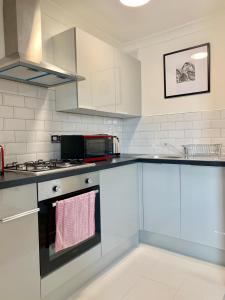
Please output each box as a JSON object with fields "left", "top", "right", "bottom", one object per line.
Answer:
{"left": 85, "top": 138, "right": 112, "bottom": 157}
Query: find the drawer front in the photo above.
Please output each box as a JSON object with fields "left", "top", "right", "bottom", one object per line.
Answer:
{"left": 38, "top": 172, "right": 99, "bottom": 201}
{"left": 41, "top": 244, "right": 101, "bottom": 297}
{"left": 0, "top": 184, "right": 37, "bottom": 219}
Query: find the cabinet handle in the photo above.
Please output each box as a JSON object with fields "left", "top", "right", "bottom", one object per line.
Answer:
{"left": 0, "top": 208, "right": 40, "bottom": 223}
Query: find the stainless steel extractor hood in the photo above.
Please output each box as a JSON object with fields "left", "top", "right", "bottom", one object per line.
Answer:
{"left": 0, "top": 0, "right": 84, "bottom": 88}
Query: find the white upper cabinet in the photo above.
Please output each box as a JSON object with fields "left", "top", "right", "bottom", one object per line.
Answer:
{"left": 115, "top": 50, "right": 141, "bottom": 116}
{"left": 55, "top": 28, "right": 141, "bottom": 117}
{"left": 76, "top": 28, "right": 116, "bottom": 113}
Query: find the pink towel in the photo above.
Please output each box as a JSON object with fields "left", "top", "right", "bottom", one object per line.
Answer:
{"left": 55, "top": 191, "right": 96, "bottom": 253}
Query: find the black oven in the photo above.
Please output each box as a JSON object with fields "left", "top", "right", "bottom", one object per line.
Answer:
{"left": 61, "top": 135, "right": 113, "bottom": 162}
{"left": 38, "top": 173, "right": 101, "bottom": 278}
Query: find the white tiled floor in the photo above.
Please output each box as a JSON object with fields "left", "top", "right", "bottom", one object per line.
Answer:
{"left": 68, "top": 244, "right": 225, "bottom": 300}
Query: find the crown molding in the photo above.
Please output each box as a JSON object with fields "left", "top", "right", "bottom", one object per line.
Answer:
{"left": 122, "top": 9, "right": 225, "bottom": 53}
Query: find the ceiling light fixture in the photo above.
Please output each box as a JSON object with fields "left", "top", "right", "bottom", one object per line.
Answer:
{"left": 191, "top": 52, "right": 208, "bottom": 60}
{"left": 120, "top": 0, "right": 151, "bottom": 7}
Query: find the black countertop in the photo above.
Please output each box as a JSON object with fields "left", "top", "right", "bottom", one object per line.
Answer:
{"left": 1, "top": 154, "right": 225, "bottom": 189}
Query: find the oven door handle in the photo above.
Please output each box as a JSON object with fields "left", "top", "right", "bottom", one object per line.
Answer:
{"left": 0, "top": 208, "right": 40, "bottom": 223}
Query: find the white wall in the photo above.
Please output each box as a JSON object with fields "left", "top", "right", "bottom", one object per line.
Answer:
{"left": 124, "top": 11, "right": 225, "bottom": 116}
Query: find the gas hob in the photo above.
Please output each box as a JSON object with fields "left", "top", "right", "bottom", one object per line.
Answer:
{"left": 5, "top": 159, "right": 96, "bottom": 175}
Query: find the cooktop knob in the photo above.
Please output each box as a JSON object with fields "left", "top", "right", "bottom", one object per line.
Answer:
{"left": 85, "top": 178, "right": 92, "bottom": 184}
{"left": 53, "top": 185, "right": 61, "bottom": 192}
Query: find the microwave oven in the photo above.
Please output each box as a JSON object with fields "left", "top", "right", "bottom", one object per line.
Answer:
{"left": 61, "top": 135, "right": 113, "bottom": 162}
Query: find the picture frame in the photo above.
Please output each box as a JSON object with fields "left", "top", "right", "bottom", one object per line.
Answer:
{"left": 163, "top": 43, "right": 210, "bottom": 99}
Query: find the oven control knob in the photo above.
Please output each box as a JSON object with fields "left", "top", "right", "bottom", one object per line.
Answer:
{"left": 85, "top": 178, "right": 92, "bottom": 184}
{"left": 53, "top": 185, "right": 61, "bottom": 192}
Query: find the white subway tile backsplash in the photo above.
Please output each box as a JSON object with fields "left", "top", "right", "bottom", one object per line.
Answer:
{"left": 36, "top": 131, "right": 51, "bottom": 142}
{"left": 169, "top": 130, "right": 185, "bottom": 139}
{"left": 221, "top": 129, "right": 225, "bottom": 137}
{"left": 25, "top": 97, "right": 55, "bottom": 111}
{"left": 0, "top": 131, "right": 15, "bottom": 143}
{"left": 192, "top": 138, "right": 211, "bottom": 144}
{"left": 192, "top": 120, "right": 212, "bottom": 129}
{"left": 0, "top": 79, "right": 18, "bottom": 94}
{"left": 1, "top": 79, "right": 225, "bottom": 161}
{"left": 16, "top": 153, "right": 37, "bottom": 164}
{"left": 211, "top": 120, "right": 225, "bottom": 128}
{"left": 35, "top": 109, "right": 53, "bottom": 121}
{"left": 148, "top": 123, "right": 161, "bottom": 131}
{"left": 175, "top": 121, "right": 192, "bottom": 130}
{"left": 36, "top": 151, "right": 56, "bottom": 161}
{"left": 25, "top": 97, "right": 45, "bottom": 109}
{"left": 5, "top": 143, "right": 27, "bottom": 155}
{"left": 14, "top": 107, "right": 35, "bottom": 120}
{"left": 15, "top": 131, "right": 36, "bottom": 143}
{"left": 27, "top": 142, "right": 54, "bottom": 153}
{"left": 26, "top": 120, "right": 45, "bottom": 131}
{"left": 44, "top": 121, "right": 63, "bottom": 131}
{"left": 4, "top": 119, "right": 26, "bottom": 130}
{"left": 202, "top": 128, "right": 221, "bottom": 138}
{"left": 161, "top": 122, "right": 175, "bottom": 130}
{"left": 3, "top": 94, "right": 25, "bottom": 107}
{"left": 185, "top": 130, "right": 201, "bottom": 138}
{"left": 123, "top": 110, "right": 225, "bottom": 155}
{"left": 37, "top": 88, "right": 55, "bottom": 101}
{"left": 18, "top": 83, "right": 38, "bottom": 97}
{"left": 0, "top": 106, "right": 14, "bottom": 118}
{"left": 62, "top": 122, "right": 77, "bottom": 132}
{"left": 0, "top": 118, "right": 3, "bottom": 130}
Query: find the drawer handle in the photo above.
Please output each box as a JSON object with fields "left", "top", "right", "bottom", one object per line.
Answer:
{"left": 214, "top": 230, "right": 225, "bottom": 236}
{"left": 0, "top": 208, "right": 40, "bottom": 223}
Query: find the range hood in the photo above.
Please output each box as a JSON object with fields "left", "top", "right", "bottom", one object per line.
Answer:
{"left": 0, "top": 0, "right": 84, "bottom": 88}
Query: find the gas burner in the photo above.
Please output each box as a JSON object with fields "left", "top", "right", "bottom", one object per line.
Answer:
{"left": 5, "top": 159, "right": 96, "bottom": 175}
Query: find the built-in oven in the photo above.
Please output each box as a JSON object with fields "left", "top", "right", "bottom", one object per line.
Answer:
{"left": 38, "top": 172, "right": 101, "bottom": 278}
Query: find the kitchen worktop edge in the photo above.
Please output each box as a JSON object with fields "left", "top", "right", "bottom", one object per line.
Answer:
{"left": 1, "top": 154, "right": 225, "bottom": 189}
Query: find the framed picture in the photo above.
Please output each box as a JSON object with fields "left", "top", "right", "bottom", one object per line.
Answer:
{"left": 163, "top": 43, "right": 210, "bottom": 98}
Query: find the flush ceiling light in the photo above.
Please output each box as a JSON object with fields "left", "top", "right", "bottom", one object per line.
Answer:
{"left": 120, "top": 0, "right": 151, "bottom": 7}
{"left": 191, "top": 52, "right": 208, "bottom": 60}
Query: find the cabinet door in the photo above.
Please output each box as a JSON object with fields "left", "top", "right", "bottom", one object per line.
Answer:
{"left": 0, "top": 184, "right": 40, "bottom": 300}
{"left": 115, "top": 51, "right": 141, "bottom": 116}
{"left": 76, "top": 28, "right": 116, "bottom": 113}
{"left": 181, "top": 165, "right": 225, "bottom": 250}
{"left": 143, "top": 164, "right": 180, "bottom": 238}
{"left": 100, "top": 164, "right": 139, "bottom": 256}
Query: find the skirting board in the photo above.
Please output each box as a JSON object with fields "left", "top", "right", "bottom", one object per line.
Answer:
{"left": 43, "top": 234, "right": 139, "bottom": 300}
{"left": 140, "top": 230, "right": 225, "bottom": 267}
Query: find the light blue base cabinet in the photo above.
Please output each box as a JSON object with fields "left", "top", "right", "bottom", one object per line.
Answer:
{"left": 181, "top": 165, "right": 225, "bottom": 250}
{"left": 142, "top": 163, "right": 180, "bottom": 238}
{"left": 100, "top": 164, "right": 139, "bottom": 256}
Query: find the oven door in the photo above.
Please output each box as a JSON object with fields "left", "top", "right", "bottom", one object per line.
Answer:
{"left": 38, "top": 185, "right": 101, "bottom": 278}
{"left": 84, "top": 136, "right": 113, "bottom": 161}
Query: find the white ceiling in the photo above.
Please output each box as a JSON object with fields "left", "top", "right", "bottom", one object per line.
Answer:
{"left": 52, "top": 0, "right": 225, "bottom": 43}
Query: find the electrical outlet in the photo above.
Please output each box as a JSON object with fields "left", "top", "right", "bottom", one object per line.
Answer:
{"left": 51, "top": 135, "right": 61, "bottom": 143}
